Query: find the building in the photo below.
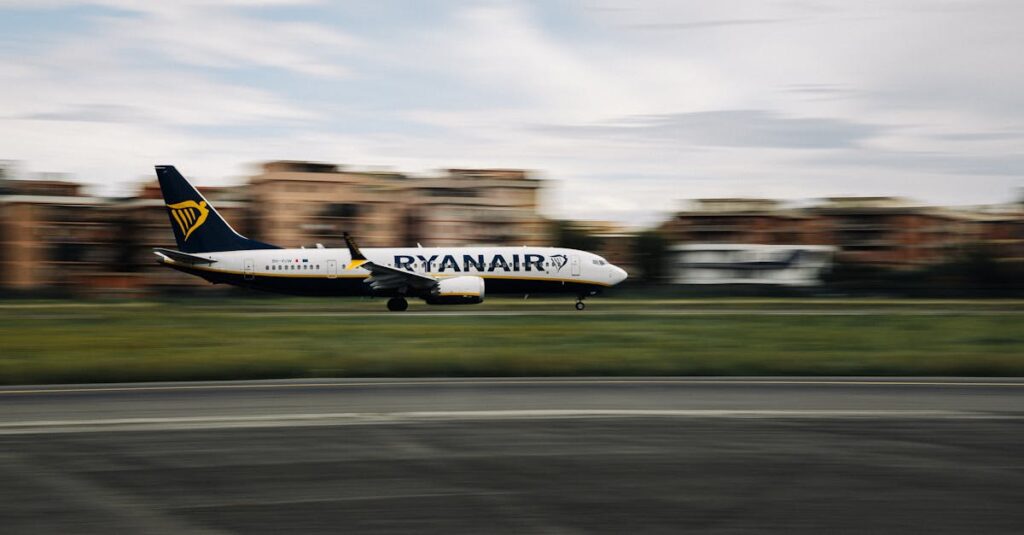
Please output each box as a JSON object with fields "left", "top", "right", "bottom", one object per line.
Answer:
{"left": 0, "top": 176, "right": 256, "bottom": 294}
{"left": 669, "top": 244, "right": 836, "bottom": 286}
{"left": 0, "top": 178, "right": 113, "bottom": 292}
{"left": 248, "top": 161, "right": 409, "bottom": 248}
{"left": 971, "top": 203, "right": 1024, "bottom": 262}
{"left": 3, "top": 160, "right": 1020, "bottom": 293}
{"left": 1, "top": 161, "right": 551, "bottom": 294}
{"left": 660, "top": 198, "right": 824, "bottom": 246}
{"left": 811, "top": 197, "right": 989, "bottom": 268}
{"left": 662, "top": 196, "right": 1024, "bottom": 270}
{"left": 248, "top": 161, "right": 548, "bottom": 249}
{"left": 405, "top": 169, "right": 547, "bottom": 247}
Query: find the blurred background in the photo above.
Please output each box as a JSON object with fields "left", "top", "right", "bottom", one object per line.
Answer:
{"left": 2, "top": 4, "right": 1024, "bottom": 533}
{"left": 1, "top": 158, "right": 1022, "bottom": 297}
{"left": 2, "top": 1, "right": 1024, "bottom": 297}
{"left": 1, "top": 0, "right": 1023, "bottom": 379}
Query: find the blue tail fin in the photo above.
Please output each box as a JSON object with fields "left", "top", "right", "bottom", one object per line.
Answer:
{"left": 155, "top": 165, "right": 278, "bottom": 253}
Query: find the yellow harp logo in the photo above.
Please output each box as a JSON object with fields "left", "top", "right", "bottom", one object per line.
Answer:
{"left": 166, "top": 200, "right": 209, "bottom": 241}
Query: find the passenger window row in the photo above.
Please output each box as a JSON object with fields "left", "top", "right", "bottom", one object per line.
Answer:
{"left": 264, "top": 264, "right": 322, "bottom": 271}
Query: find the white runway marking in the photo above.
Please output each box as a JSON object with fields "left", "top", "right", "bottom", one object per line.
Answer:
{"left": 2, "top": 377, "right": 1023, "bottom": 396}
{"left": 208, "top": 309, "right": 1024, "bottom": 318}
{"left": 12, "top": 309, "right": 1024, "bottom": 320}
{"left": 0, "top": 409, "right": 1015, "bottom": 435}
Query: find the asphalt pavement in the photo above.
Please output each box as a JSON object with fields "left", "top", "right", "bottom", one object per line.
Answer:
{"left": 1, "top": 378, "right": 1022, "bottom": 533}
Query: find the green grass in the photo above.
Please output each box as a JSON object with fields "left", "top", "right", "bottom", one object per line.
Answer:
{"left": 1, "top": 298, "right": 1022, "bottom": 384}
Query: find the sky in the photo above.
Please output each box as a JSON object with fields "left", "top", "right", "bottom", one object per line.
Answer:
{"left": 1, "top": 0, "right": 1023, "bottom": 225}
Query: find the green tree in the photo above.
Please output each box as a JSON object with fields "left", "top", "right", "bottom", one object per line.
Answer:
{"left": 634, "top": 230, "right": 667, "bottom": 282}
{"left": 551, "top": 220, "right": 602, "bottom": 251}
{"left": 0, "top": 161, "right": 10, "bottom": 195}
{"left": 112, "top": 216, "right": 141, "bottom": 272}
{"left": 942, "top": 243, "right": 1018, "bottom": 291}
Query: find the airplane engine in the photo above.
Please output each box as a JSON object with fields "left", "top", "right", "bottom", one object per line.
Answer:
{"left": 424, "top": 276, "right": 485, "bottom": 305}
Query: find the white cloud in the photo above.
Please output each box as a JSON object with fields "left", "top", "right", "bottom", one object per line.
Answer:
{"left": 98, "top": 4, "right": 360, "bottom": 78}
{"left": 397, "top": 3, "right": 735, "bottom": 125}
{"left": 0, "top": 0, "right": 1022, "bottom": 224}
{"left": 2, "top": 64, "right": 314, "bottom": 127}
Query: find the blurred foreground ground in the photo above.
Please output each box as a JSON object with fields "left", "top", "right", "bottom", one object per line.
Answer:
{"left": 0, "top": 378, "right": 1021, "bottom": 534}
{"left": 1, "top": 298, "right": 1023, "bottom": 384}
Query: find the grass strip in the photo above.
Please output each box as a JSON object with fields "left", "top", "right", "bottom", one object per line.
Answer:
{"left": 1, "top": 299, "right": 1022, "bottom": 384}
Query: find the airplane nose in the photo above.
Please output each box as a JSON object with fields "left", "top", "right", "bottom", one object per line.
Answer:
{"left": 610, "top": 265, "right": 628, "bottom": 285}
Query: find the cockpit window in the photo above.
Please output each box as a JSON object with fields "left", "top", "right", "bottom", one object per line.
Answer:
{"left": 592, "top": 258, "right": 608, "bottom": 266}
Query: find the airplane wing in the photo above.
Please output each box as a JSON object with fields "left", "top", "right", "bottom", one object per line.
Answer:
{"left": 153, "top": 248, "right": 218, "bottom": 265}
{"left": 343, "top": 233, "right": 436, "bottom": 292}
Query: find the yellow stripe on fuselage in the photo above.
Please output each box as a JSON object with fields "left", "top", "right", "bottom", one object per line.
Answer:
{"left": 345, "top": 259, "right": 368, "bottom": 271}
{"left": 160, "top": 259, "right": 612, "bottom": 286}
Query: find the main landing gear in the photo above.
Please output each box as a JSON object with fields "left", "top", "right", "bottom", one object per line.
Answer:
{"left": 387, "top": 297, "right": 408, "bottom": 312}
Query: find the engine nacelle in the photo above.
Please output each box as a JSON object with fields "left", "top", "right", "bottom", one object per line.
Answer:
{"left": 424, "top": 276, "right": 485, "bottom": 305}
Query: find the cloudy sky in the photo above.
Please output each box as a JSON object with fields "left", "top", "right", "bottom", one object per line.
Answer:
{"left": 1, "top": 0, "right": 1022, "bottom": 224}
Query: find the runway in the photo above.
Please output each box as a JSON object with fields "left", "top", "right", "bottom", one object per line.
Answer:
{"left": 1, "top": 378, "right": 1022, "bottom": 533}
{"left": 12, "top": 308, "right": 1024, "bottom": 320}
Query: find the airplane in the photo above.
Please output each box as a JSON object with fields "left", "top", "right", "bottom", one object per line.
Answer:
{"left": 152, "top": 165, "right": 628, "bottom": 311}
{"left": 686, "top": 250, "right": 804, "bottom": 270}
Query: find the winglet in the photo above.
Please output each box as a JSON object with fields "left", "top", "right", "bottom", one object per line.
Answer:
{"left": 343, "top": 232, "right": 368, "bottom": 270}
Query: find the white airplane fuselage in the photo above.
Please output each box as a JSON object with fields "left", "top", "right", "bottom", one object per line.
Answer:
{"left": 164, "top": 245, "right": 627, "bottom": 298}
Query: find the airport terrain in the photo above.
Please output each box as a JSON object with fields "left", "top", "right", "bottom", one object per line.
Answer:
{"left": 0, "top": 378, "right": 1022, "bottom": 533}
{"left": 1, "top": 298, "right": 1023, "bottom": 384}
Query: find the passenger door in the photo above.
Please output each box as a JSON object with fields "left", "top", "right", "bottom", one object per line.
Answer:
{"left": 327, "top": 259, "right": 338, "bottom": 279}
{"left": 571, "top": 255, "right": 581, "bottom": 276}
{"left": 244, "top": 258, "right": 255, "bottom": 280}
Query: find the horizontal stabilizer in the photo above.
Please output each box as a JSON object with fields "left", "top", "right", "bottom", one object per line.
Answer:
{"left": 154, "top": 248, "right": 218, "bottom": 265}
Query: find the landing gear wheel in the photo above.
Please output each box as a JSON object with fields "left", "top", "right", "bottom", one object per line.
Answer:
{"left": 575, "top": 300, "right": 586, "bottom": 311}
{"left": 387, "top": 297, "right": 408, "bottom": 312}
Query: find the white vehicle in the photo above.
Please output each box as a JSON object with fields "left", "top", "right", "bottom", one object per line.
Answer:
{"left": 153, "top": 166, "right": 628, "bottom": 311}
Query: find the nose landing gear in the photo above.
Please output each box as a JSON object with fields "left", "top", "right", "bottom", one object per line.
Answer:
{"left": 387, "top": 297, "right": 408, "bottom": 312}
{"left": 575, "top": 297, "right": 586, "bottom": 311}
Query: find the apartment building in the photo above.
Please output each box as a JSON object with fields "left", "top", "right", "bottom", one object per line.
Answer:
{"left": 0, "top": 178, "right": 112, "bottom": 291}
{"left": 248, "top": 161, "right": 409, "bottom": 248}
{"left": 660, "top": 198, "right": 824, "bottom": 246}
{"left": 3, "top": 160, "right": 1017, "bottom": 293}
{"left": 249, "top": 161, "right": 548, "bottom": 248}
{"left": 661, "top": 196, "right": 1023, "bottom": 269}
{"left": 808, "top": 197, "right": 983, "bottom": 267}
{"left": 0, "top": 178, "right": 254, "bottom": 293}
{"left": 405, "top": 169, "right": 547, "bottom": 247}
{"left": 957, "top": 203, "right": 1024, "bottom": 262}
{"left": 0, "top": 161, "right": 552, "bottom": 293}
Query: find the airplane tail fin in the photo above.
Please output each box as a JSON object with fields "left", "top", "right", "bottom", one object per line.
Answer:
{"left": 155, "top": 165, "right": 279, "bottom": 253}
